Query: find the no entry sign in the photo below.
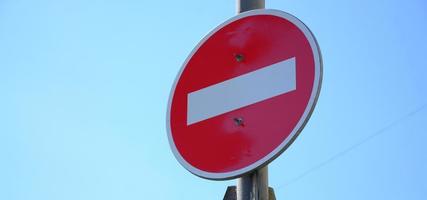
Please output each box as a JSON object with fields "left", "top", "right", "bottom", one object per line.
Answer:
{"left": 167, "top": 9, "right": 322, "bottom": 180}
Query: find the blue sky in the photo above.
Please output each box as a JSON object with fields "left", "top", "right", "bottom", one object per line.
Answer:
{"left": 0, "top": 0, "right": 426, "bottom": 200}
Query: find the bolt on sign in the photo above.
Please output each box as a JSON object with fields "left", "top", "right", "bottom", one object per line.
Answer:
{"left": 167, "top": 9, "right": 322, "bottom": 180}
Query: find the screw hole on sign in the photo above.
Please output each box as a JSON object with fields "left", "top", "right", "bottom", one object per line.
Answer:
{"left": 235, "top": 53, "right": 244, "bottom": 62}
{"left": 234, "top": 117, "right": 245, "bottom": 127}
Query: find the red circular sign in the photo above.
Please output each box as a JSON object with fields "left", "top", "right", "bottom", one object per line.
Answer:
{"left": 167, "top": 9, "right": 322, "bottom": 180}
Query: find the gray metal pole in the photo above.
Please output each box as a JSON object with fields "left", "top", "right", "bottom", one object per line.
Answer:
{"left": 235, "top": 0, "right": 268, "bottom": 198}
{"left": 236, "top": 0, "right": 265, "bottom": 13}
{"left": 237, "top": 166, "right": 269, "bottom": 200}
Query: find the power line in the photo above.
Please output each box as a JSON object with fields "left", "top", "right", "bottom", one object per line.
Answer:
{"left": 277, "top": 103, "right": 427, "bottom": 189}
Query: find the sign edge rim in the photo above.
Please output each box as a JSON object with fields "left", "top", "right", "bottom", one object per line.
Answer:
{"left": 166, "top": 9, "right": 323, "bottom": 180}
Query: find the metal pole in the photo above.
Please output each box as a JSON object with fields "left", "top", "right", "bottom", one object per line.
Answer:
{"left": 234, "top": 1, "right": 268, "bottom": 200}
{"left": 237, "top": 166, "right": 269, "bottom": 200}
{"left": 235, "top": 0, "right": 268, "bottom": 198}
{"left": 236, "top": 0, "right": 265, "bottom": 13}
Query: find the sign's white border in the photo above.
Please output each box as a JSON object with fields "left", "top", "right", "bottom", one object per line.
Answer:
{"left": 166, "top": 9, "right": 323, "bottom": 180}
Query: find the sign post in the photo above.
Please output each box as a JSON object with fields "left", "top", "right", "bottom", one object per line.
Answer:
{"left": 167, "top": 0, "right": 322, "bottom": 199}
{"left": 235, "top": 1, "right": 268, "bottom": 200}
{"left": 237, "top": 0, "right": 265, "bottom": 13}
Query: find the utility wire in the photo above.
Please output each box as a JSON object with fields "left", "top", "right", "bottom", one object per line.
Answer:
{"left": 277, "top": 103, "right": 427, "bottom": 189}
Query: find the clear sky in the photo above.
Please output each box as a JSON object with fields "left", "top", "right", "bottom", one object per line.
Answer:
{"left": 1, "top": 0, "right": 426, "bottom": 200}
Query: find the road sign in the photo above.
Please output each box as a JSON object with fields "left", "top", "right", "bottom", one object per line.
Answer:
{"left": 167, "top": 9, "right": 322, "bottom": 180}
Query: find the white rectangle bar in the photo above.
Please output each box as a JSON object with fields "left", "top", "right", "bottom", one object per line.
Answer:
{"left": 187, "top": 57, "right": 296, "bottom": 125}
